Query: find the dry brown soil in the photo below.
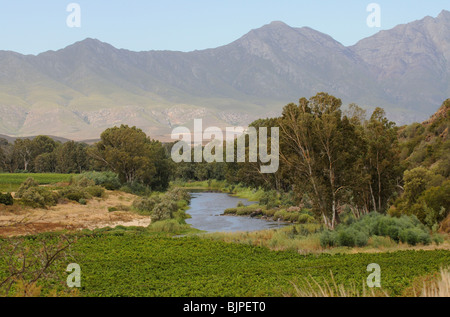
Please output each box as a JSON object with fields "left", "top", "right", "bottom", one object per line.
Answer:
{"left": 0, "top": 191, "right": 151, "bottom": 237}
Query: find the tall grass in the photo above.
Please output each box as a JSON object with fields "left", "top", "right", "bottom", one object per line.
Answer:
{"left": 417, "top": 268, "right": 450, "bottom": 297}
{"left": 205, "top": 224, "right": 324, "bottom": 252}
{"left": 288, "top": 272, "right": 389, "bottom": 297}
{"left": 289, "top": 267, "right": 449, "bottom": 297}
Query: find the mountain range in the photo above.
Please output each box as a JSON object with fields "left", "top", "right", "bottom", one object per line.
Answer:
{"left": 0, "top": 10, "right": 449, "bottom": 141}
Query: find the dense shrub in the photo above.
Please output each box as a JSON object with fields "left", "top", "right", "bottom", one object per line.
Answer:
{"left": 0, "top": 193, "right": 14, "bottom": 206}
{"left": 15, "top": 177, "right": 59, "bottom": 208}
{"left": 419, "top": 180, "right": 450, "bottom": 226}
{"left": 132, "top": 188, "right": 191, "bottom": 221}
{"left": 15, "top": 178, "right": 40, "bottom": 198}
{"left": 58, "top": 185, "right": 104, "bottom": 202}
{"left": 120, "top": 181, "right": 152, "bottom": 196}
{"left": 71, "top": 176, "right": 95, "bottom": 188}
{"left": 390, "top": 169, "right": 448, "bottom": 227}
{"left": 85, "top": 185, "right": 105, "bottom": 198}
{"left": 320, "top": 212, "right": 433, "bottom": 248}
{"left": 259, "top": 190, "right": 278, "bottom": 209}
{"left": 320, "top": 230, "right": 338, "bottom": 247}
{"left": 280, "top": 191, "right": 296, "bottom": 206}
{"left": 399, "top": 228, "right": 431, "bottom": 246}
{"left": 78, "top": 171, "right": 122, "bottom": 190}
{"left": 18, "top": 187, "right": 59, "bottom": 208}
{"left": 297, "top": 214, "right": 316, "bottom": 224}
{"left": 165, "top": 187, "right": 191, "bottom": 203}
{"left": 132, "top": 196, "right": 161, "bottom": 214}
{"left": 59, "top": 186, "right": 90, "bottom": 202}
{"left": 152, "top": 200, "right": 178, "bottom": 221}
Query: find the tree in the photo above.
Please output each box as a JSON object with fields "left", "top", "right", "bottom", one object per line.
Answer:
{"left": 0, "top": 140, "right": 15, "bottom": 173}
{"left": 279, "top": 93, "right": 364, "bottom": 229}
{"left": 236, "top": 118, "right": 287, "bottom": 191}
{"left": 364, "top": 108, "right": 401, "bottom": 213}
{"left": 56, "top": 141, "right": 89, "bottom": 173}
{"left": 12, "top": 139, "right": 34, "bottom": 172}
{"left": 0, "top": 143, "right": 5, "bottom": 172}
{"left": 11, "top": 136, "right": 58, "bottom": 172}
{"left": 402, "top": 167, "right": 444, "bottom": 206}
{"left": 31, "top": 136, "right": 57, "bottom": 158}
{"left": 34, "top": 152, "right": 57, "bottom": 173}
{"left": 89, "top": 125, "right": 171, "bottom": 190}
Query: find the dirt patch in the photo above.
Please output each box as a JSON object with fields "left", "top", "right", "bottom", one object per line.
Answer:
{"left": 0, "top": 191, "right": 151, "bottom": 237}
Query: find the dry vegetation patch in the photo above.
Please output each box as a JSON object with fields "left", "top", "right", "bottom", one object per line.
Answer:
{"left": 0, "top": 190, "right": 151, "bottom": 237}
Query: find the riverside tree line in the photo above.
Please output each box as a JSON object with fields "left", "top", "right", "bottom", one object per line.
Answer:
{"left": 1, "top": 93, "right": 448, "bottom": 230}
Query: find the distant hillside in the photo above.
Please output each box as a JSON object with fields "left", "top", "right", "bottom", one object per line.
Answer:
{"left": 0, "top": 10, "right": 449, "bottom": 140}
{"left": 393, "top": 99, "right": 450, "bottom": 232}
{"left": 398, "top": 99, "right": 450, "bottom": 176}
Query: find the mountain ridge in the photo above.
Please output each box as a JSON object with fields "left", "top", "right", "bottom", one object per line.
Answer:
{"left": 0, "top": 11, "right": 449, "bottom": 140}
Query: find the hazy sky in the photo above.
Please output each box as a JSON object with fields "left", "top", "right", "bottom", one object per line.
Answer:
{"left": 1, "top": 0, "right": 449, "bottom": 55}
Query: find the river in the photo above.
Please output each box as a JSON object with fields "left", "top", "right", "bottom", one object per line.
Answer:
{"left": 185, "top": 191, "right": 288, "bottom": 233}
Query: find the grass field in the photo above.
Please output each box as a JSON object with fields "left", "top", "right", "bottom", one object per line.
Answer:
{"left": 0, "top": 173, "right": 73, "bottom": 192}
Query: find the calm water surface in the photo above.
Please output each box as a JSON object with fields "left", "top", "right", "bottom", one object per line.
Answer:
{"left": 186, "top": 192, "right": 288, "bottom": 233}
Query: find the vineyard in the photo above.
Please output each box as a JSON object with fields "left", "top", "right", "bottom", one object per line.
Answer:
{"left": 51, "top": 231, "right": 450, "bottom": 297}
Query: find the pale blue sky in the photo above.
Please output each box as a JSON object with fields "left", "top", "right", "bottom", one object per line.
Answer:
{"left": 0, "top": 0, "right": 449, "bottom": 55}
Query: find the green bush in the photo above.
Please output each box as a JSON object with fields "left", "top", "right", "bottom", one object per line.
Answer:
{"left": 165, "top": 187, "right": 191, "bottom": 202}
{"left": 132, "top": 196, "right": 161, "bottom": 214}
{"left": 399, "top": 228, "right": 431, "bottom": 246}
{"left": 152, "top": 200, "right": 177, "bottom": 221}
{"left": 120, "top": 181, "right": 152, "bottom": 196}
{"left": 57, "top": 184, "right": 105, "bottom": 202}
{"left": 15, "top": 177, "right": 40, "bottom": 198}
{"left": 0, "top": 193, "right": 13, "bottom": 205}
{"left": 297, "top": 214, "right": 315, "bottom": 224}
{"left": 59, "top": 186, "right": 91, "bottom": 202}
{"left": 19, "top": 186, "right": 59, "bottom": 208}
{"left": 280, "top": 191, "right": 296, "bottom": 206}
{"left": 336, "top": 228, "right": 368, "bottom": 247}
{"left": 78, "top": 171, "right": 122, "bottom": 190}
{"left": 432, "top": 233, "right": 445, "bottom": 245}
{"left": 14, "top": 177, "right": 59, "bottom": 208}
{"left": 320, "top": 212, "right": 433, "bottom": 248}
{"left": 320, "top": 230, "right": 338, "bottom": 247}
{"left": 259, "top": 190, "right": 278, "bottom": 208}
{"left": 85, "top": 185, "right": 105, "bottom": 198}
{"left": 71, "top": 176, "right": 95, "bottom": 188}
{"left": 132, "top": 188, "right": 191, "bottom": 222}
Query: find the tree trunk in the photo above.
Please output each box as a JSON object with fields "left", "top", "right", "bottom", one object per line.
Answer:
{"left": 369, "top": 182, "right": 377, "bottom": 213}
